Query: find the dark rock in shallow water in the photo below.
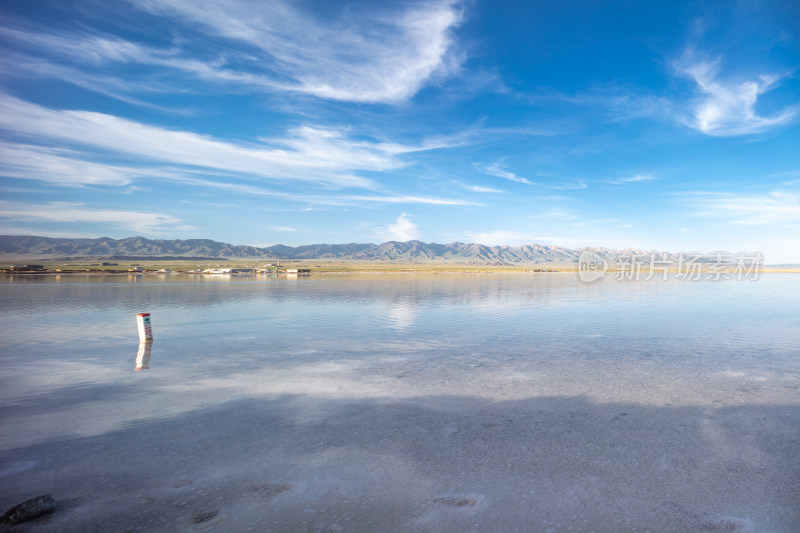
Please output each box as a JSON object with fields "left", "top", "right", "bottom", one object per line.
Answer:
{"left": 191, "top": 509, "right": 218, "bottom": 523}
{"left": 0, "top": 494, "right": 56, "bottom": 525}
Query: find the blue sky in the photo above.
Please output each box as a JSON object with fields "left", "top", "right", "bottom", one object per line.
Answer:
{"left": 1, "top": 0, "right": 799, "bottom": 262}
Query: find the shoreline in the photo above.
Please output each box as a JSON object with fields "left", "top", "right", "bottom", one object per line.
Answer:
{"left": 2, "top": 266, "right": 799, "bottom": 275}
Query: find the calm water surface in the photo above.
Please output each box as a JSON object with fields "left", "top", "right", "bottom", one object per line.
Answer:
{"left": 1, "top": 273, "right": 798, "bottom": 379}
{"left": 0, "top": 273, "right": 798, "bottom": 531}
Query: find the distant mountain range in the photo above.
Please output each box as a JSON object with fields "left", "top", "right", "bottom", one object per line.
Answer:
{"left": 0, "top": 235, "right": 674, "bottom": 264}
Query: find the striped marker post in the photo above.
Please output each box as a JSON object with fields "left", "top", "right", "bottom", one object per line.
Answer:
{"left": 136, "top": 313, "right": 153, "bottom": 342}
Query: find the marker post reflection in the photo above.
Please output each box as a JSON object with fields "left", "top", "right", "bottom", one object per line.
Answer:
{"left": 135, "top": 341, "right": 152, "bottom": 371}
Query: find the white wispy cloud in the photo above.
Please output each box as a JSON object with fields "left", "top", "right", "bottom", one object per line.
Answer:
{"left": 675, "top": 51, "right": 797, "bottom": 136}
{"left": 477, "top": 163, "right": 533, "bottom": 185}
{"left": 767, "top": 169, "right": 800, "bottom": 185}
{"left": 550, "top": 181, "right": 587, "bottom": 190}
{"left": 0, "top": 95, "right": 458, "bottom": 189}
{"left": 547, "top": 85, "right": 677, "bottom": 124}
{"left": 386, "top": 213, "right": 419, "bottom": 241}
{"left": 477, "top": 163, "right": 588, "bottom": 190}
{"left": 604, "top": 174, "right": 655, "bottom": 185}
{"left": 0, "top": 227, "right": 105, "bottom": 239}
{"left": 0, "top": 142, "right": 136, "bottom": 186}
{"left": 0, "top": 26, "right": 214, "bottom": 102}
{"left": 345, "top": 194, "right": 476, "bottom": 206}
{"left": 147, "top": 175, "right": 478, "bottom": 207}
{"left": 0, "top": 201, "right": 194, "bottom": 233}
{"left": 0, "top": 25, "right": 159, "bottom": 64}
{"left": 545, "top": 51, "right": 796, "bottom": 137}
{"left": 689, "top": 191, "right": 800, "bottom": 225}
{"left": 122, "top": 0, "right": 464, "bottom": 103}
{"left": 451, "top": 180, "right": 503, "bottom": 193}
{"left": 273, "top": 226, "right": 296, "bottom": 232}
{"left": 0, "top": 52, "right": 183, "bottom": 112}
{"left": 0, "top": 0, "right": 463, "bottom": 105}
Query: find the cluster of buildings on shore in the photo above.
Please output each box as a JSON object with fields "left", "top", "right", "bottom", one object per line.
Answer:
{"left": 4, "top": 264, "right": 47, "bottom": 271}
{"left": 196, "top": 268, "right": 311, "bottom": 274}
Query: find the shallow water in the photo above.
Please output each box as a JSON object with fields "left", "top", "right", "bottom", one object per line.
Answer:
{"left": 1, "top": 273, "right": 798, "bottom": 532}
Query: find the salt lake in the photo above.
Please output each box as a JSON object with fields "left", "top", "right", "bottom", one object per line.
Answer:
{"left": 1, "top": 273, "right": 798, "bottom": 532}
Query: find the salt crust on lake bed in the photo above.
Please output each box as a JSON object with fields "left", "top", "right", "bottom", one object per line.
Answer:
{"left": 1, "top": 356, "right": 798, "bottom": 532}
